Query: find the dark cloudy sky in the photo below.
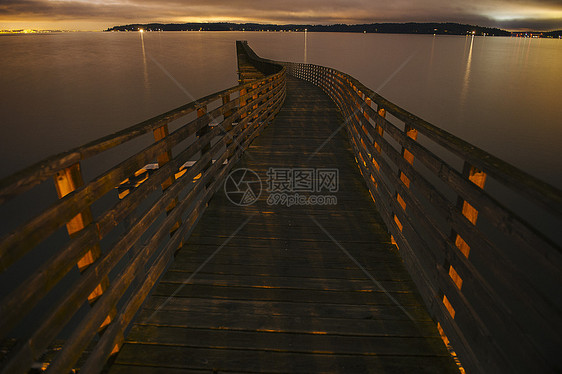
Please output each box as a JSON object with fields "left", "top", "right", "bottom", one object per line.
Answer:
{"left": 1, "top": 0, "right": 561, "bottom": 31}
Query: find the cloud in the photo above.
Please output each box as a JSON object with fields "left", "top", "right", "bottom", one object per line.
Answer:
{"left": 0, "top": 0, "right": 560, "bottom": 30}
{"left": 497, "top": 17, "right": 562, "bottom": 31}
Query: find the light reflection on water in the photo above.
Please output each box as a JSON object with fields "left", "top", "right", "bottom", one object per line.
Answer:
{"left": 460, "top": 35, "right": 474, "bottom": 109}
{"left": 140, "top": 31, "right": 149, "bottom": 94}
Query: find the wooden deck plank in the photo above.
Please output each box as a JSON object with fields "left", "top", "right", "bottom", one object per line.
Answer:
{"left": 157, "top": 273, "right": 415, "bottom": 292}
{"left": 114, "top": 345, "right": 456, "bottom": 374}
{"left": 139, "top": 296, "right": 432, "bottom": 321}
{"left": 109, "top": 77, "right": 457, "bottom": 373}
{"left": 164, "top": 265, "right": 412, "bottom": 281}
{"left": 146, "top": 287, "right": 422, "bottom": 308}
{"left": 124, "top": 326, "right": 450, "bottom": 356}
{"left": 133, "top": 309, "right": 440, "bottom": 337}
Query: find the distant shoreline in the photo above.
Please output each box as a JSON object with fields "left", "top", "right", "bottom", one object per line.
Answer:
{"left": 2, "top": 23, "right": 560, "bottom": 38}
{"left": 105, "top": 22, "right": 562, "bottom": 38}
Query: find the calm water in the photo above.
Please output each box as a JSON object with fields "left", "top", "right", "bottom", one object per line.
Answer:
{"left": 1, "top": 31, "right": 561, "bottom": 188}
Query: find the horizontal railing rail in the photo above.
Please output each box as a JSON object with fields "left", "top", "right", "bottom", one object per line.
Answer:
{"left": 277, "top": 60, "right": 562, "bottom": 373}
{"left": 0, "top": 46, "right": 285, "bottom": 373}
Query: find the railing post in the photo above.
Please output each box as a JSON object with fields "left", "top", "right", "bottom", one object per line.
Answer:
{"left": 222, "top": 93, "right": 233, "bottom": 143}
{"left": 361, "top": 96, "right": 379, "bottom": 200}
{"left": 222, "top": 93, "right": 233, "bottom": 119}
{"left": 196, "top": 105, "right": 213, "bottom": 190}
{"left": 221, "top": 94, "right": 237, "bottom": 164}
{"left": 363, "top": 97, "right": 371, "bottom": 122}
{"left": 447, "top": 162, "right": 487, "bottom": 283}
{"left": 452, "top": 162, "right": 487, "bottom": 258}
{"left": 252, "top": 83, "right": 259, "bottom": 123}
{"left": 439, "top": 162, "right": 487, "bottom": 327}
{"left": 390, "top": 121, "right": 418, "bottom": 248}
{"left": 397, "top": 123, "right": 418, "bottom": 194}
{"left": 153, "top": 124, "right": 182, "bottom": 241}
{"left": 53, "top": 163, "right": 114, "bottom": 330}
{"left": 239, "top": 87, "right": 248, "bottom": 121}
{"left": 374, "top": 107, "right": 386, "bottom": 155}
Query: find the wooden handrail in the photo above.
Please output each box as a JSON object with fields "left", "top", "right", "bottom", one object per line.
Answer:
{"left": 0, "top": 43, "right": 285, "bottom": 374}
{"left": 273, "top": 58, "right": 562, "bottom": 373}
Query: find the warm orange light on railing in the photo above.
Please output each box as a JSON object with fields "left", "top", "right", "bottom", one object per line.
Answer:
{"left": 118, "top": 190, "right": 130, "bottom": 199}
{"left": 443, "top": 295, "right": 456, "bottom": 319}
{"left": 390, "top": 235, "right": 398, "bottom": 249}
{"left": 403, "top": 149, "right": 415, "bottom": 165}
{"left": 54, "top": 166, "right": 88, "bottom": 236}
{"left": 54, "top": 163, "right": 109, "bottom": 304}
{"left": 468, "top": 167, "right": 486, "bottom": 187}
{"left": 400, "top": 172, "right": 411, "bottom": 188}
{"left": 406, "top": 127, "right": 418, "bottom": 140}
{"left": 455, "top": 234, "right": 471, "bottom": 258}
{"left": 174, "top": 168, "right": 187, "bottom": 179}
{"left": 393, "top": 215, "right": 403, "bottom": 232}
{"left": 449, "top": 265, "right": 463, "bottom": 289}
{"left": 437, "top": 322, "right": 450, "bottom": 345}
{"left": 397, "top": 193, "right": 407, "bottom": 211}
{"left": 461, "top": 200, "right": 479, "bottom": 224}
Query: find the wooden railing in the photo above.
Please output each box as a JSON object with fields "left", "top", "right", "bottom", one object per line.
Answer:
{"left": 270, "top": 59, "right": 562, "bottom": 372}
{"left": 0, "top": 48, "right": 285, "bottom": 373}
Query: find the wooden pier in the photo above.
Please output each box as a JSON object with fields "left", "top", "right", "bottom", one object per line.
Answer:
{"left": 0, "top": 41, "right": 560, "bottom": 373}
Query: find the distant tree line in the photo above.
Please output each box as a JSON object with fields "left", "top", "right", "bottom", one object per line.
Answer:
{"left": 106, "top": 22, "right": 515, "bottom": 36}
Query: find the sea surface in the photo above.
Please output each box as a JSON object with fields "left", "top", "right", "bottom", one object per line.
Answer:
{"left": 1, "top": 31, "right": 561, "bottom": 188}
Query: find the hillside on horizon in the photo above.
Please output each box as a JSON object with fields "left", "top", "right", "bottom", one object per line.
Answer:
{"left": 106, "top": 21, "right": 562, "bottom": 37}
